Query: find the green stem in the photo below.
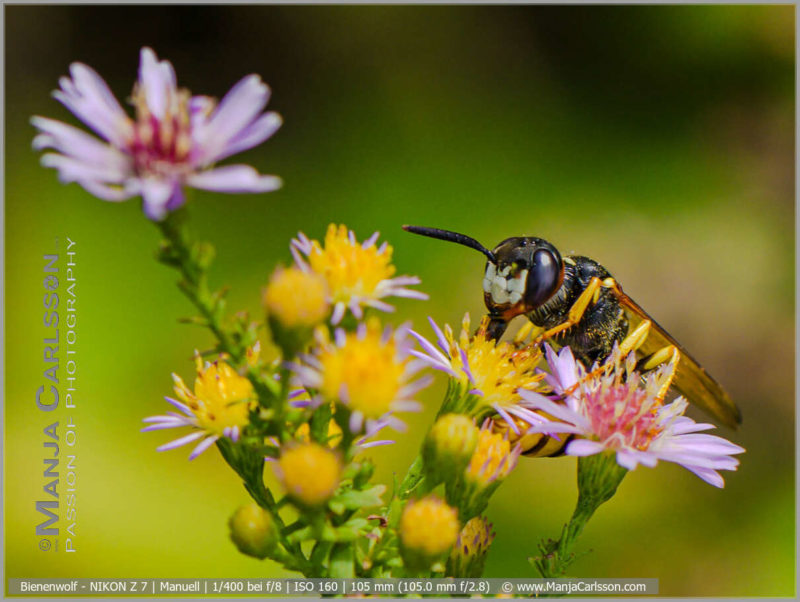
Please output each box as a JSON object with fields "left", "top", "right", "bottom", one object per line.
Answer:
{"left": 534, "top": 453, "right": 627, "bottom": 579}
{"left": 155, "top": 213, "right": 313, "bottom": 572}
{"left": 396, "top": 455, "right": 426, "bottom": 500}
{"left": 156, "top": 212, "right": 243, "bottom": 361}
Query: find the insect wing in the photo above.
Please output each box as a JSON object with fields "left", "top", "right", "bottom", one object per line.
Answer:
{"left": 618, "top": 292, "right": 742, "bottom": 429}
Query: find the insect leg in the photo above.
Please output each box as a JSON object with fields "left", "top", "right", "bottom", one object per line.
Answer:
{"left": 562, "top": 321, "right": 651, "bottom": 393}
{"left": 618, "top": 319, "right": 651, "bottom": 356}
{"left": 637, "top": 345, "right": 681, "bottom": 402}
{"left": 531, "top": 277, "right": 603, "bottom": 345}
{"left": 514, "top": 320, "right": 544, "bottom": 343}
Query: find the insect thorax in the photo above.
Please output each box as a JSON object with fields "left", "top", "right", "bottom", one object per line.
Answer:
{"left": 526, "top": 255, "right": 628, "bottom": 366}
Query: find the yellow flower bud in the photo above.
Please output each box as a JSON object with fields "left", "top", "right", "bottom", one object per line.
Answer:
{"left": 448, "top": 516, "right": 495, "bottom": 577}
{"left": 263, "top": 266, "right": 329, "bottom": 329}
{"left": 278, "top": 442, "right": 342, "bottom": 507}
{"left": 423, "top": 414, "right": 479, "bottom": 486}
{"left": 466, "top": 425, "right": 519, "bottom": 487}
{"left": 399, "top": 495, "right": 459, "bottom": 559}
{"left": 228, "top": 503, "right": 278, "bottom": 559}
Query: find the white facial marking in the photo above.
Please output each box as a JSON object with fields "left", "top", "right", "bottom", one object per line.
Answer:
{"left": 491, "top": 279, "right": 509, "bottom": 303}
{"left": 507, "top": 269, "right": 528, "bottom": 294}
{"left": 489, "top": 268, "right": 528, "bottom": 306}
{"left": 483, "top": 264, "right": 497, "bottom": 293}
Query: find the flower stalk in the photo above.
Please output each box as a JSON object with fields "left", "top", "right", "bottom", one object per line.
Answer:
{"left": 533, "top": 452, "right": 627, "bottom": 578}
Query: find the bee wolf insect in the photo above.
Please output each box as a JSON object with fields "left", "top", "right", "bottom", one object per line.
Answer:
{"left": 403, "top": 225, "right": 741, "bottom": 430}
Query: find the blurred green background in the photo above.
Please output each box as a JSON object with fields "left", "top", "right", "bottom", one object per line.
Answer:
{"left": 4, "top": 5, "right": 794, "bottom": 597}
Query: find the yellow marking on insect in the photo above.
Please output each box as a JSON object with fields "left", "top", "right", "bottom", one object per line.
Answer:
{"left": 531, "top": 277, "right": 602, "bottom": 345}
{"left": 563, "top": 257, "right": 576, "bottom": 266}
{"left": 651, "top": 346, "right": 680, "bottom": 403}
{"left": 619, "top": 320, "right": 651, "bottom": 355}
{"left": 641, "top": 344, "right": 679, "bottom": 371}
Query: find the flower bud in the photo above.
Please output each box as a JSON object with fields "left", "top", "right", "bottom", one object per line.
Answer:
{"left": 277, "top": 442, "right": 342, "bottom": 507}
{"left": 447, "top": 420, "right": 520, "bottom": 520}
{"left": 447, "top": 516, "right": 495, "bottom": 577}
{"left": 423, "top": 414, "right": 479, "bottom": 487}
{"left": 399, "top": 495, "right": 460, "bottom": 572}
{"left": 228, "top": 503, "right": 278, "bottom": 559}
{"left": 263, "top": 267, "right": 329, "bottom": 357}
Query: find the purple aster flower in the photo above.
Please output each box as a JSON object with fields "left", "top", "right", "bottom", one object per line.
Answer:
{"left": 32, "top": 47, "right": 282, "bottom": 220}
{"left": 520, "top": 350, "right": 745, "bottom": 487}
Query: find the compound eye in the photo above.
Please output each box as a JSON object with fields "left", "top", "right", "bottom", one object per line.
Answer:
{"left": 525, "top": 249, "right": 562, "bottom": 307}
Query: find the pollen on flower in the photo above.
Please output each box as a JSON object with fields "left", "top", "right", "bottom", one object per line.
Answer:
{"left": 465, "top": 421, "right": 521, "bottom": 486}
{"left": 278, "top": 442, "right": 342, "bottom": 506}
{"left": 263, "top": 266, "right": 329, "bottom": 329}
{"left": 318, "top": 320, "right": 405, "bottom": 419}
{"left": 400, "top": 496, "right": 460, "bottom": 558}
{"left": 291, "top": 318, "right": 430, "bottom": 434}
{"left": 142, "top": 349, "right": 259, "bottom": 459}
{"left": 311, "top": 224, "right": 395, "bottom": 302}
{"left": 411, "top": 313, "right": 545, "bottom": 429}
{"left": 175, "top": 354, "right": 255, "bottom": 437}
{"left": 291, "top": 225, "right": 427, "bottom": 324}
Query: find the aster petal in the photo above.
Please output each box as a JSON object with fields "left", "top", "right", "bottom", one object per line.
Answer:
{"left": 188, "top": 434, "right": 219, "bottom": 460}
{"left": 140, "top": 178, "right": 177, "bottom": 221}
{"left": 156, "top": 430, "right": 205, "bottom": 452}
{"left": 681, "top": 465, "right": 725, "bottom": 488}
{"left": 331, "top": 302, "right": 346, "bottom": 325}
{"left": 670, "top": 417, "right": 718, "bottom": 435}
{"left": 186, "top": 164, "right": 282, "bottom": 194}
{"left": 194, "top": 74, "right": 271, "bottom": 163}
{"left": 357, "top": 439, "right": 395, "bottom": 449}
{"left": 615, "top": 448, "right": 644, "bottom": 470}
{"left": 32, "top": 116, "right": 133, "bottom": 174}
{"left": 40, "top": 153, "right": 128, "bottom": 185}
{"left": 397, "top": 374, "right": 434, "bottom": 398}
{"left": 664, "top": 434, "right": 746, "bottom": 456}
{"left": 212, "top": 112, "right": 282, "bottom": 162}
{"left": 53, "top": 62, "right": 132, "bottom": 146}
{"left": 78, "top": 179, "right": 138, "bottom": 202}
{"left": 565, "top": 439, "right": 606, "bottom": 457}
{"left": 409, "top": 330, "right": 453, "bottom": 369}
{"left": 517, "top": 389, "right": 588, "bottom": 430}
{"left": 138, "top": 47, "right": 177, "bottom": 120}
{"left": 164, "top": 396, "right": 194, "bottom": 417}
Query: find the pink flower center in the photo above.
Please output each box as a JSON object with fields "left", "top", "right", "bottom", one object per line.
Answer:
{"left": 584, "top": 383, "right": 662, "bottom": 450}
{"left": 128, "top": 85, "right": 194, "bottom": 177}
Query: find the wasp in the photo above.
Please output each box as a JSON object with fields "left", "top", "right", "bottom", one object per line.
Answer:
{"left": 403, "top": 225, "right": 741, "bottom": 452}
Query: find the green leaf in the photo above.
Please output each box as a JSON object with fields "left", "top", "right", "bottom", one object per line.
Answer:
{"left": 310, "top": 402, "right": 333, "bottom": 444}
{"left": 328, "top": 485, "right": 386, "bottom": 515}
{"left": 329, "top": 543, "right": 355, "bottom": 578}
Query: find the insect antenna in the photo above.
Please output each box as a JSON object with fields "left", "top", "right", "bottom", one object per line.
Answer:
{"left": 402, "top": 225, "right": 496, "bottom": 263}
